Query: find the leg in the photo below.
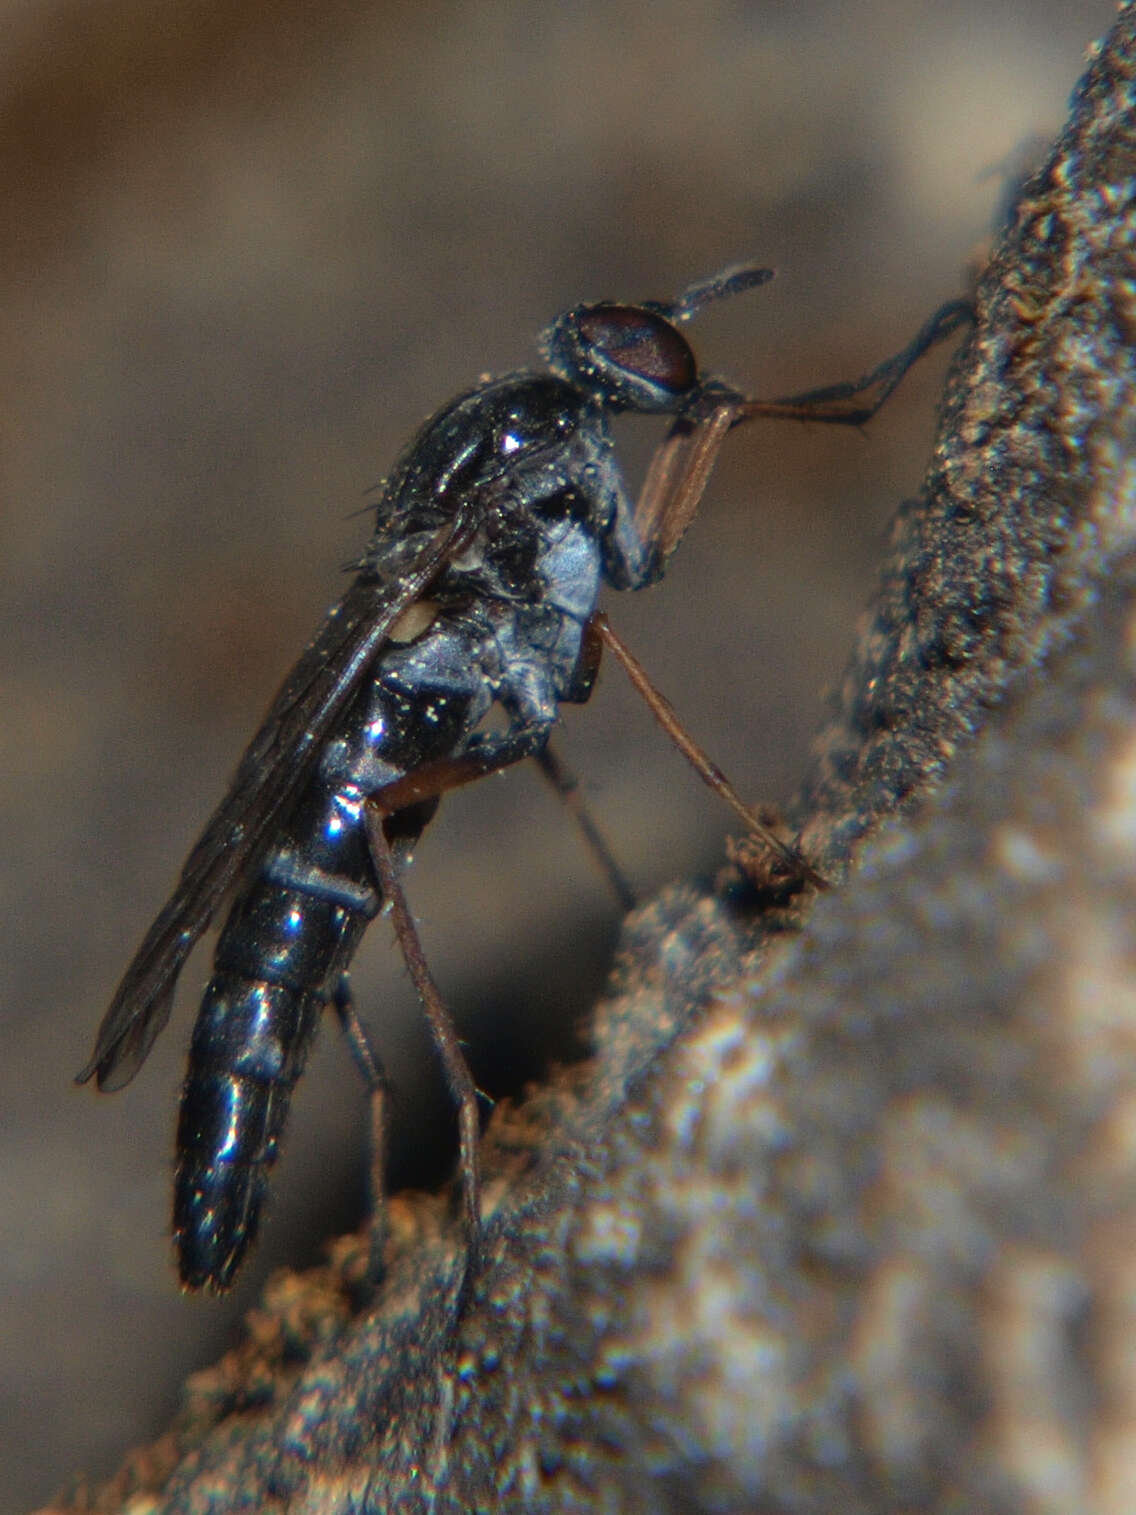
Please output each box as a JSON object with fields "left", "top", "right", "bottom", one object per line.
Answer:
{"left": 634, "top": 403, "right": 736, "bottom": 569}
{"left": 593, "top": 613, "right": 828, "bottom": 892}
{"left": 751, "top": 297, "right": 974, "bottom": 424}
{"left": 366, "top": 722, "right": 551, "bottom": 821}
{"left": 363, "top": 806, "right": 483, "bottom": 1272}
{"left": 535, "top": 742, "right": 638, "bottom": 912}
{"left": 331, "top": 975, "right": 390, "bottom": 1283}
{"left": 635, "top": 297, "right": 973, "bottom": 569}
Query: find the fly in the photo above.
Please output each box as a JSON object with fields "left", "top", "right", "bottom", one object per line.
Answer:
{"left": 78, "top": 264, "right": 970, "bottom": 1291}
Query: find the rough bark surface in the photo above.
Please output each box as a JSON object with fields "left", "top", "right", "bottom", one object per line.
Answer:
{"left": 52, "top": 9, "right": 1136, "bottom": 1513}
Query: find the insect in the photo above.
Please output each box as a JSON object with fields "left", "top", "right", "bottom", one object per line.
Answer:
{"left": 77, "top": 264, "right": 970, "bottom": 1291}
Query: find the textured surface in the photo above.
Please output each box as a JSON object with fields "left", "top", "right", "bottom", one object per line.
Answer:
{"left": 802, "top": 17, "right": 1136, "bottom": 861}
{"left": 40, "top": 5, "right": 1136, "bottom": 1512}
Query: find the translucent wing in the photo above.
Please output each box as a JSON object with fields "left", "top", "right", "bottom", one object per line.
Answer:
{"left": 77, "top": 513, "right": 470, "bottom": 1091}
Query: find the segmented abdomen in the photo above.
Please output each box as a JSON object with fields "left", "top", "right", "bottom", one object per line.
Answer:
{"left": 174, "top": 878, "right": 368, "bottom": 1289}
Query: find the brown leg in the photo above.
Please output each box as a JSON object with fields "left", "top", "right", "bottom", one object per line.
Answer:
{"left": 331, "top": 975, "right": 390, "bottom": 1283}
{"left": 363, "top": 806, "right": 483, "bottom": 1271}
{"left": 634, "top": 404, "right": 736, "bottom": 567}
{"left": 750, "top": 296, "right": 974, "bottom": 425}
{"left": 633, "top": 297, "right": 973, "bottom": 569}
{"left": 365, "top": 722, "right": 551, "bottom": 821}
{"left": 593, "top": 613, "right": 828, "bottom": 891}
{"left": 534, "top": 742, "right": 638, "bottom": 912}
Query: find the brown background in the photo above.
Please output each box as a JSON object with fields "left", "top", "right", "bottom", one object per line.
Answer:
{"left": 0, "top": 2, "right": 1113, "bottom": 1508}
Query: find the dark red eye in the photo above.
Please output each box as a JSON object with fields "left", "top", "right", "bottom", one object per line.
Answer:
{"left": 576, "top": 305, "right": 698, "bottom": 394}
{"left": 542, "top": 297, "right": 703, "bottom": 413}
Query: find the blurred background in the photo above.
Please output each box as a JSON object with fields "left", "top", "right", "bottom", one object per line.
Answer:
{"left": 0, "top": 1, "right": 1113, "bottom": 1507}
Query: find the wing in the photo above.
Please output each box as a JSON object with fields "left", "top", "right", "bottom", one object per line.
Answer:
{"left": 77, "top": 513, "right": 471, "bottom": 1091}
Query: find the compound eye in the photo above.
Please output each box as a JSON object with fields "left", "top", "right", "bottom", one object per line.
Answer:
{"left": 577, "top": 305, "right": 698, "bottom": 396}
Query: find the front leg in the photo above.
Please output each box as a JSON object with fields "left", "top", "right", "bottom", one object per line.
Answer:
{"left": 630, "top": 296, "right": 974, "bottom": 576}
